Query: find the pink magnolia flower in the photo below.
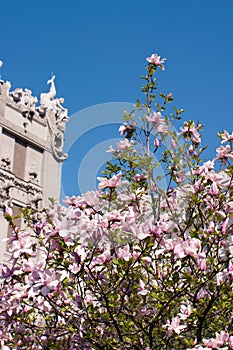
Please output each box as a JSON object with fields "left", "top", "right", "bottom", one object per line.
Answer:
{"left": 91, "top": 249, "right": 111, "bottom": 266}
{"left": 215, "top": 145, "right": 233, "bottom": 164}
{"left": 227, "top": 261, "right": 233, "bottom": 276}
{"left": 187, "top": 346, "right": 211, "bottom": 350}
{"left": 162, "top": 316, "right": 186, "bottom": 336}
{"left": 189, "top": 144, "right": 194, "bottom": 154}
{"left": 200, "top": 258, "right": 207, "bottom": 271}
{"left": 39, "top": 270, "right": 62, "bottom": 297}
{"left": 173, "top": 169, "right": 186, "bottom": 183}
{"left": 119, "top": 124, "right": 128, "bottom": 136}
{"left": 146, "top": 111, "right": 167, "bottom": 133}
{"left": 222, "top": 217, "right": 229, "bottom": 235}
{"left": 167, "top": 92, "right": 173, "bottom": 101}
{"left": 221, "top": 130, "right": 233, "bottom": 144}
{"left": 100, "top": 210, "right": 125, "bottom": 231}
{"left": 208, "top": 181, "right": 219, "bottom": 196}
{"left": 97, "top": 173, "right": 127, "bottom": 189}
{"left": 10, "top": 232, "right": 34, "bottom": 259}
{"left": 63, "top": 195, "right": 79, "bottom": 206}
{"left": 173, "top": 238, "right": 204, "bottom": 262}
{"left": 77, "top": 190, "right": 100, "bottom": 210}
{"left": 84, "top": 291, "right": 93, "bottom": 305}
{"left": 230, "top": 336, "right": 233, "bottom": 348}
{"left": 203, "top": 331, "right": 230, "bottom": 348}
{"left": 138, "top": 279, "right": 150, "bottom": 297}
{"left": 134, "top": 173, "right": 146, "bottom": 182}
{"left": 108, "top": 139, "right": 135, "bottom": 153}
{"left": 116, "top": 244, "right": 132, "bottom": 261}
{"left": 180, "top": 122, "right": 201, "bottom": 144}
{"left": 216, "top": 271, "right": 225, "bottom": 286}
{"left": 118, "top": 123, "right": 135, "bottom": 138}
{"left": 195, "top": 160, "right": 215, "bottom": 175}
{"left": 146, "top": 53, "right": 167, "bottom": 70}
{"left": 138, "top": 219, "right": 163, "bottom": 240}
{"left": 179, "top": 303, "right": 192, "bottom": 320}
{"left": 173, "top": 242, "right": 186, "bottom": 259}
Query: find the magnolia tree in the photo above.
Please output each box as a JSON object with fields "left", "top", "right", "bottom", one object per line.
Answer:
{"left": 1, "top": 54, "right": 233, "bottom": 350}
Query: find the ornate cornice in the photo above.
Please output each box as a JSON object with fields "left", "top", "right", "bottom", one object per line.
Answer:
{"left": 0, "top": 167, "right": 43, "bottom": 210}
{"left": 1, "top": 77, "right": 69, "bottom": 163}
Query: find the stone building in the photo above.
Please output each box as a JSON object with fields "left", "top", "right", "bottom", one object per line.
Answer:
{"left": 0, "top": 71, "right": 69, "bottom": 262}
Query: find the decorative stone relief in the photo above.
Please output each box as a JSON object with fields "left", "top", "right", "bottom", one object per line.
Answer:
{"left": 47, "top": 113, "right": 69, "bottom": 162}
{"left": 21, "top": 89, "right": 38, "bottom": 110}
{"left": 28, "top": 170, "right": 38, "bottom": 183}
{"left": 39, "top": 75, "right": 69, "bottom": 162}
{"left": 14, "top": 178, "right": 43, "bottom": 210}
{"left": 1, "top": 156, "right": 11, "bottom": 171}
{"left": 9, "top": 87, "right": 23, "bottom": 103}
{"left": 0, "top": 169, "right": 14, "bottom": 209}
{"left": 0, "top": 167, "right": 43, "bottom": 210}
{"left": 27, "top": 183, "right": 42, "bottom": 209}
{"left": 9, "top": 88, "right": 38, "bottom": 109}
{"left": 9, "top": 88, "right": 38, "bottom": 130}
{"left": 28, "top": 192, "right": 42, "bottom": 209}
{"left": 28, "top": 164, "right": 39, "bottom": 184}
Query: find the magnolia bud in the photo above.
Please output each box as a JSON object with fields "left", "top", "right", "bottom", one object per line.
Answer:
{"left": 154, "top": 138, "right": 160, "bottom": 147}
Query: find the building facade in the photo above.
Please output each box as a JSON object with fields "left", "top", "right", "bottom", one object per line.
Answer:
{"left": 0, "top": 74, "right": 69, "bottom": 262}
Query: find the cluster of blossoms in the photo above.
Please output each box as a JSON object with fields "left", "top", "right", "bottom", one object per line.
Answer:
{"left": 0, "top": 55, "right": 233, "bottom": 349}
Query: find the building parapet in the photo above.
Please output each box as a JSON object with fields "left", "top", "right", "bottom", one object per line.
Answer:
{"left": 0, "top": 73, "right": 69, "bottom": 162}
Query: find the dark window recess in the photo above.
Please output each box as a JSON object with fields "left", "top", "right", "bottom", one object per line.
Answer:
{"left": 13, "top": 138, "right": 27, "bottom": 179}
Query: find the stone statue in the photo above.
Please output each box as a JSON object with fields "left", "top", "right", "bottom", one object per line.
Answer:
{"left": 39, "top": 75, "right": 69, "bottom": 120}
{"left": 21, "top": 88, "right": 38, "bottom": 110}
{"left": 10, "top": 88, "right": 23, "bottom": 103}
{"left": 53, "top": 97, "right": 69, "bottom": 126}
{"left": 40, "top": 75, "right": 56, "bottom": 108}
{"left": 21, "top": 88, "right": 38, "bottom": 123}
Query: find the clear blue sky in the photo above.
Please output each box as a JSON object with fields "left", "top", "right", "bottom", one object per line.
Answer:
{"left": 1, "top": 0, "right": 233, "bottom": 197}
